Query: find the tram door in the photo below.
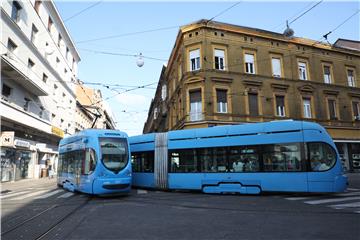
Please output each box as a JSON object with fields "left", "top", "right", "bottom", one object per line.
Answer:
{"left": 154, "top": 133, "right": 168, "bottom": 189}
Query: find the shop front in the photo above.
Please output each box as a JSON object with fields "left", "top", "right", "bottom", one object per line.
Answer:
{"left": 0, "top": 133, "right": 34, "bottom": 182}
{"left": 335, "top": 141, "right": 360, "bottom": 172}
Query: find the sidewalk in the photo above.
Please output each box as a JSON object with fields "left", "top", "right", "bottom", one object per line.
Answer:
{"left": 1, "top": 177, "right": 57, "bottom": 192}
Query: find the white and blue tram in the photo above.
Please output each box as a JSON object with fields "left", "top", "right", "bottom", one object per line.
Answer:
{"left": 57, "top": 129, "right": 131, "bottom": 195}
{"left": 129, "top": 121, "right": 348, "bottom": 194}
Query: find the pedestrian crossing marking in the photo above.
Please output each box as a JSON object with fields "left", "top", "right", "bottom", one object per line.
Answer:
{"left": 304, "top": 196, "right": 360, "bottom": 205}
{"left": 137, "top": 189, "right": 148, "bottom": 194}
{"left": 11, "top": 190, "right": 48, "bottom": 200}
{"left": 333, "top": 192, "right": 360, "bottom": 197}
{"left": 347, "top": 188, "right": 359, "bottom": 191}
{"left": 57, "top": 192, "right": 74, "bottom": 198}
{"left": 329, "top": 202, "right": 360, "bottom": 209}
{"left": 0, "top": 191, "right": 30, "bottom": 199}
{"left": 285, "top": 197, "right": 311, "bottom": 201}
{"left": 284, "top": 190, "right": 360, "bottom": 214}
{"left": 34, "top": 190, "right": 64, "bottom": 199}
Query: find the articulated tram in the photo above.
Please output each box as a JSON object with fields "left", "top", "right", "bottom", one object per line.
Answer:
{"left": 57, "top": 129, "right": 131, "bottom": 195}
{"left": 129, "top": 121, "right": 348, "bottom": 194}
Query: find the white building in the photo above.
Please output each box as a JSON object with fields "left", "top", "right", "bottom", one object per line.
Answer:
{"left": 1, "top": 0, "right": 80, "bottom": 181}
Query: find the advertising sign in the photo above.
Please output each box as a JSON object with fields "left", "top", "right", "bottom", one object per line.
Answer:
{"left": 0, "top": 131, "right": 14, "bottom": 147}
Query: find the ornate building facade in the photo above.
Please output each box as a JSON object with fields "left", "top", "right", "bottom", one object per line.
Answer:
{"left": 143, "top": 20, "right": 360, "bottom": 171}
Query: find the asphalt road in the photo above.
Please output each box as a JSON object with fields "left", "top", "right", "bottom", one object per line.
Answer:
{"left": 1, "top": 174, "right": 360, "bottom": 240}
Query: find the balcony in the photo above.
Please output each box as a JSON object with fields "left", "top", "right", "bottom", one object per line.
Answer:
{"left": 1, "top": 55, "right": 48, "bottom": 96}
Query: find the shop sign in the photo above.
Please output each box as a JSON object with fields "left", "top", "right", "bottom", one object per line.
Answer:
{"left": 52, "top": 126, "right": 64, "bottom": 138}
{"left": 14, "top": 139, "right": 30, "bottom": 148}
{"left": 1, "top": 131, "right": 14, "bottom": 147}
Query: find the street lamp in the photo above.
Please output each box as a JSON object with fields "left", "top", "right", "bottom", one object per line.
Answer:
{"left": 136, "top": 53, "right": 144, "bottom": 67}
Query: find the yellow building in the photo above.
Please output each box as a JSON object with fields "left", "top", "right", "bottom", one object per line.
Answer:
{"left": 143, "top": 20, "right": 360, "bottom": 171}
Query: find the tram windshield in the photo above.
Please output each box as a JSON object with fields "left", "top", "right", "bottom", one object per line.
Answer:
{"left": 99, "top": 138, "right": 128, "bottom": 173}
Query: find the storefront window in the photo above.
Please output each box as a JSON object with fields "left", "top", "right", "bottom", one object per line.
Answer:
{"left": 1, "top": 148, "right": 31, "bottom": 182}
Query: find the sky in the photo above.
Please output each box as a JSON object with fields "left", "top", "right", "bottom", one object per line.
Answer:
{"left": 54, "top": 0, "right": 360, "bottom": 136}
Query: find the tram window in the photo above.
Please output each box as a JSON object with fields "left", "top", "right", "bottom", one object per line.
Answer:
{"left": 84, "top": 148, "right": 97, "bottom": 174}
{"left": 229, "top": 146, "right": 259, "bottom": 172}
{"left": 263, "top": 143, "right": 301, "bottom": 172}
{"left": 58, "top": 155, "right": 63, "bottom": 173}
{"left": 170, "top": 150, "right": 197, "bottom": 172}
{"left": 142, "top": 152, "right": 154, "bottom": 172}
{"left": 198, "top": 148, "right": 213, "bottom": 172}
{"left": 100, "top": 138, "right": 129, "bottom": 172}
{"left": 213, "top": 148, "right": 227, "bottom": 172}
{"left": 131, "top": 152, "right": 154, "bottom": 172}
{"left": 131, "top": 155, "right": 141, "bottom": 172}
{"left": 308, "top": 142, "right": 336, "bottom": 171}
{"left": 68, "top": 152, "right": 75, "bottom": 173}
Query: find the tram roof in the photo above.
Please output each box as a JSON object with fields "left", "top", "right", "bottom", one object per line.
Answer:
{"left": 130, "top": 121, "right": 325, "bottom": 143}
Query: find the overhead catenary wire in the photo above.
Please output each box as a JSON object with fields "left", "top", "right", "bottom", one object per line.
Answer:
{"left": 208, "top": 1, "right": 242, "bottom": 22}
{"left": 272, "top": 1, "right": 320, "bottom": 31}
{"left": 88, "top": 82, "right": 158, "bottom": 107}
{"left": 288, "top": 0, "right": 323, "bottom": 25}
{"left": 75, "top": 25, "right": 180, "bottom": 44}
{"left": 312, "top": 9, "right": 360, "bottom": 46}
{"left": 63, "top": 1, "right": 103, "bottom": 22}
{"left": 79, "top": 48, "right": 168, "bottom": 62}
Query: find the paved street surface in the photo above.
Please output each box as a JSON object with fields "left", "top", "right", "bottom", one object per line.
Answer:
{"left": 1, "top": 174, "right": 360, "bottom": 240}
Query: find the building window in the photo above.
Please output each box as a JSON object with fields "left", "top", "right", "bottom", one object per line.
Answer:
{"left": 58, "top": 34, "right": 62, "bottom": 47}
{"left": 31, "top": 24, "right": 38, "bottom": 44}
{"left": 352, "top": 101, "right": 360, "bottom": 121}
{"left": 189, "top": 49, "right": 200, "bottom": 71}
{"left": 323, "top": 65, "right": 332, "bottom": 84}
{"left": 347, "top": 69, "right": 355, "bottom": 87}
{"left": 245, "top": 53, "right": 255, "bottom": 74}
{"left": 7, "top": 38, "right": 17, "bottom": 53}
{"left": 28, "top": 59, "right": 35, "bottom": 69}
{"left": 189, "top": 90, "right": 202, "bottom": 121}
{"left": 161, "top": 85, "right": 167, "bottom": 100}
{"left": 66, "top": 47, "right": 70, "bottom": 60}
{"left": 42, "top": 73, "right": 48, "bottom": 83}
{"left": 275, "top": 96, "right": 285, "bottom": 117}
{"left": 34, "top": 1, "right": 41, "bottom": 14}
{"left": 178, "top": 64, "right": 182, "bottom": 81}
{"left": 298, "top": 61, "right": 308, "bottom": 80}
{"left": 2, "top": 84, "right": 12, "bottom": 98}
{"left": 303, "top": 98, "right": 312, "bottom": 118}
{"left": 214, "top": 49, "right": 225, "bottom": 70}
{"left": 24, "top": 98, "right": 30, "bottom": 111}
{"left": 72, "top": 58, "right": 76, "bottom": 70}
{"left": 56, "top": 57, "right": 60, "bottom": 70}
{"left": 154, "top": 108, "right": 158, "bottom": 120}
{"left": 328, "top": 99, "right": 337, "bottom": 120}
{"left": 11, "top": 1, "right": 22, "bottom": 22}
{"left": 248, "top": 93, "right": 259, "bottom": 116}
{"left": 48, "top": 17, "right": 53, "bottom": 32}
{"left": 271, "top": 57, "right": 282, "bottom": 77}
{"left": 216, "top": 89, "right": 228, "bottom": 113}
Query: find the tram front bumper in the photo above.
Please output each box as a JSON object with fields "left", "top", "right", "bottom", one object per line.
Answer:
{"left": 93, "top": 177, "right": 132, "bottom": 194}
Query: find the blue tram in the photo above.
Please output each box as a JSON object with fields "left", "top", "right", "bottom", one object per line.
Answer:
{"left": 57, "top": 129, "right": 131, "bottom": 195}
{"left": 129, "top": 121, "right": 348, "bottom": 194}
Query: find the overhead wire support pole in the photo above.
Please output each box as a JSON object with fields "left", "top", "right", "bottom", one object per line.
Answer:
{"left": 312, "top": 9, "right": 360, "bottom": 46}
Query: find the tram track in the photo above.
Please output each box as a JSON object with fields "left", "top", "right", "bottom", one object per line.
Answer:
{"left": 1, "top": 197, "right": 93, "bottom": 240}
